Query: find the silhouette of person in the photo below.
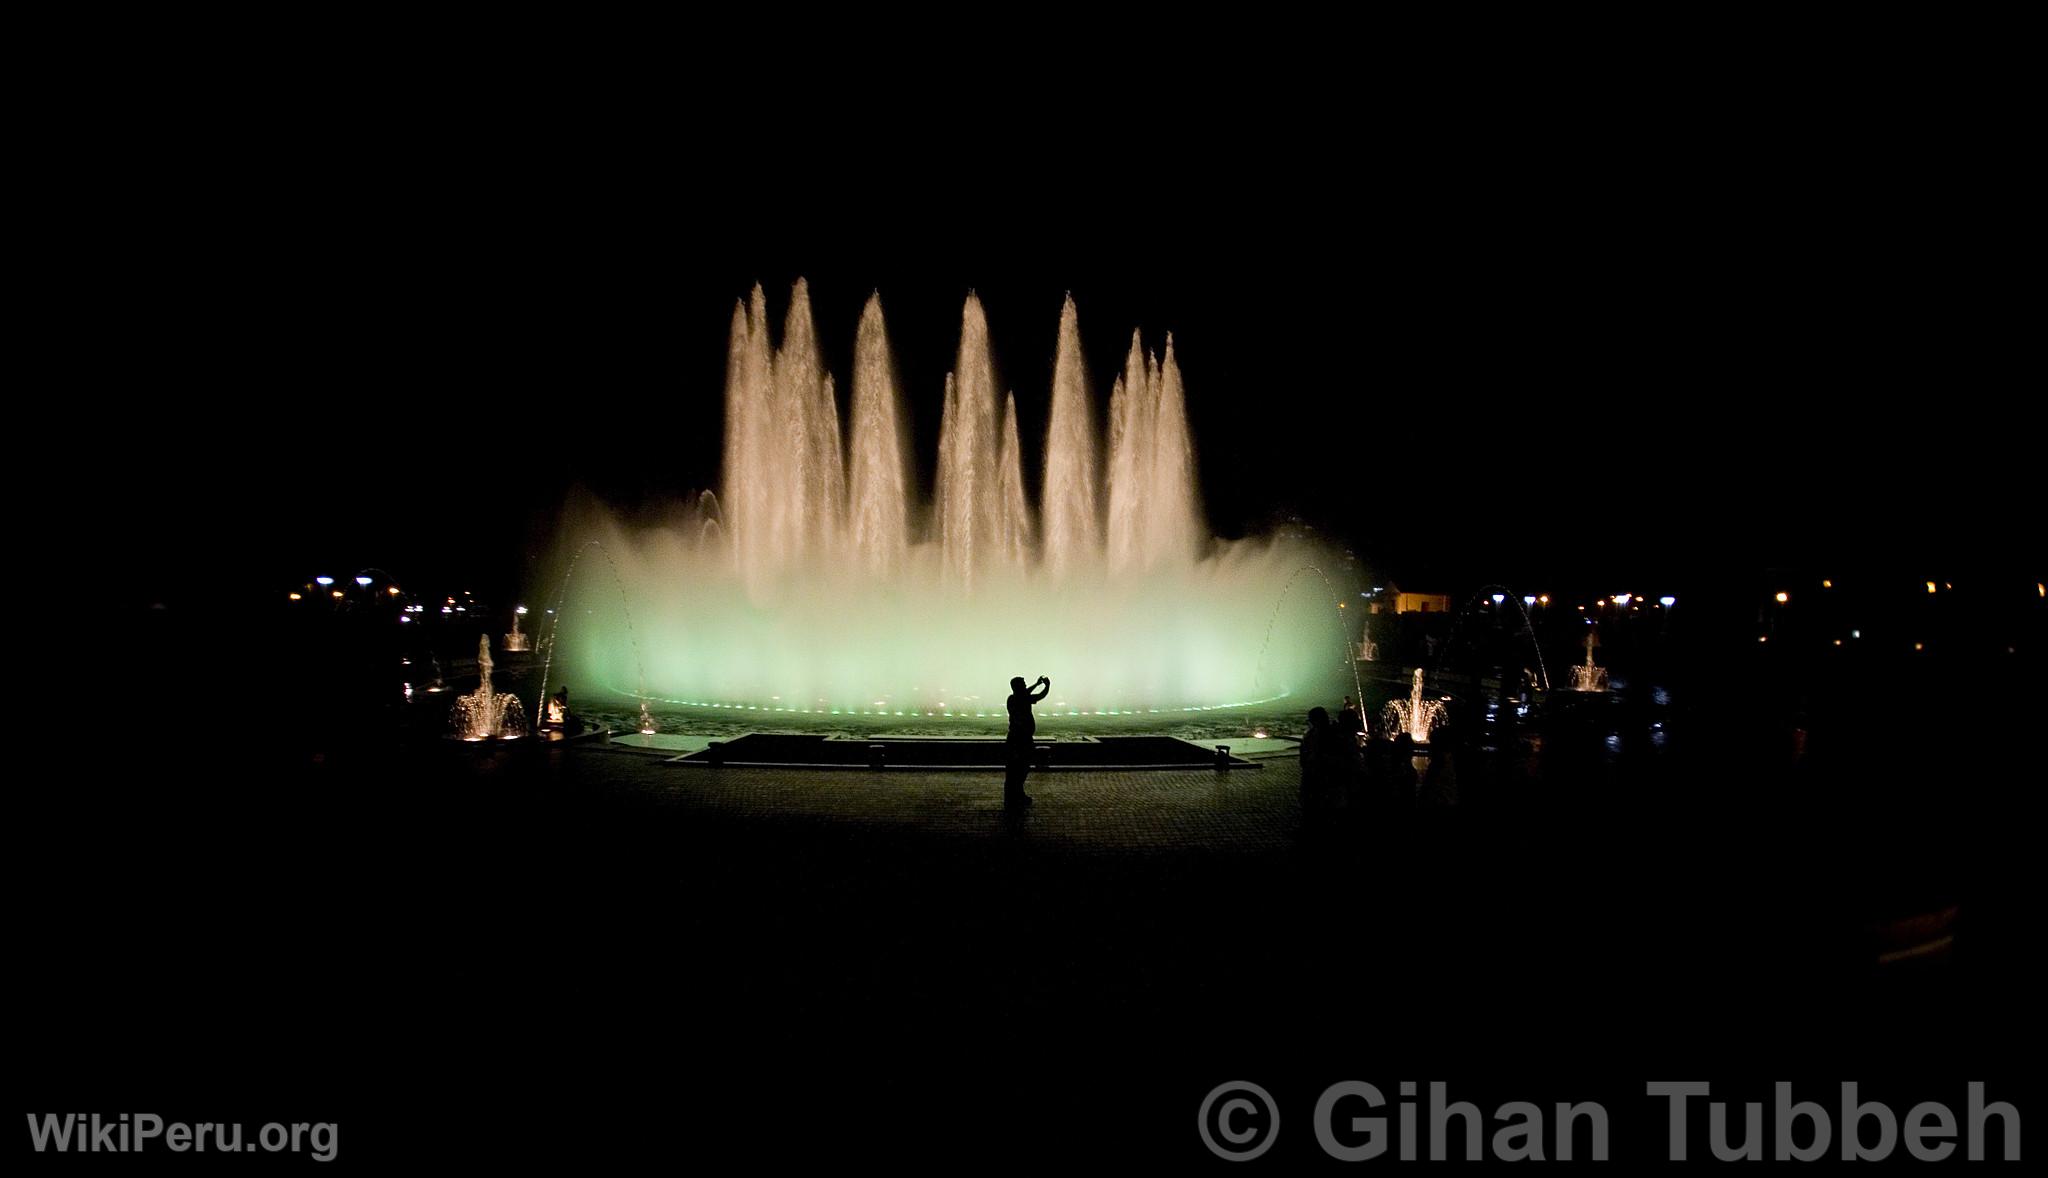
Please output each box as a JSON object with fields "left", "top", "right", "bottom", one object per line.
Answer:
{"left": 1005, "top": 675, "right": 1049, "bottom": 807}
{"left": 1337, "top": 695, "right": 1365, "bottom": 744}
{"left": 1301, "top": 705, "right": 1356, "bottom": 818}
{"left": 1390, "top": 732, "right": 1420, "bottom": 796}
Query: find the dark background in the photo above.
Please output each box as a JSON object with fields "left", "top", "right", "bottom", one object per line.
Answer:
{"left": 25, "top": 36, "right": 2042, "bottom": 1171}
{"left": 69, "top": 74, "right": 2034, "bottom": 619}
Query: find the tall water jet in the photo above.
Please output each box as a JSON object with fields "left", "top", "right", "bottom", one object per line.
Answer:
{"left": 1104, "top": 332, "right": 1152, "bottom": 576}
{"left": 995, "top": 391, "right": 1033, "bottom": 571}
{"left": 936, "top": 294, "right": 1000, "bottom": 590}
{"left": 452, "top": 634, "right": 527, "bottom": 740}
{"left": 776, "top": 279, "right": 845, "bottom": 562}
{"left": 1040, "top": 294, "right": 1099, "bottom": 579}
{"left": 1105, "top": 331, "right": 1203, "bottom": 573}
{"left": 722, "top": 286, "right": 778, "bottom": 595}
{"left": 846, "top": 293, "right": 910, "bottom": 576}
{"left": 1148, "top": 335, "right": 1203, "bottom": 568}
{"left": 934, "top": 372, "right": 956, "bottom": 549}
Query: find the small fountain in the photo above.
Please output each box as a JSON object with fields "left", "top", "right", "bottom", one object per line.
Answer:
{"left": 502, "top": 607, "right": 531, "bottom": 653}
{"left": 451, "top": 635, "right": 527, "bottom": 740}
{"left": 1568, "top": 630, "right": 1609, "bottom": 692}
{"left": 421, "top": 650, "right": 448, "bottom": 694}
{"left": 1381, "top": 667, "right": 1448, "bottom": 746}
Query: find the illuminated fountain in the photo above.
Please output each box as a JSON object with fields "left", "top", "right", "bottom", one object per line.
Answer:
{"left": 1568, "top": 631, "right": 1610, "bottom": 692}
{"left": 548, "top": 282, "right": 1345, "bottom": 722}
{"left": 502, "top": 607, "right": 531, "bottom": 653}
{"left": 1381, "top": 667, "right": 1448, "bottom": 746}
{"left": 451, "top": 635, "right": 527, "bottom": 740}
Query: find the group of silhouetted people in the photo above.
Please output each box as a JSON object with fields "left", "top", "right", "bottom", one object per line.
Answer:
{"left": 1298, "top": 694, "right": 1437, "bottom": 825}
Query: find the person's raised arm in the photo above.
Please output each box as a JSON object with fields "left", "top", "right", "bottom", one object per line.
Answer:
{"left": 1031, "top": 677, "right": 1050, "bottom": 701}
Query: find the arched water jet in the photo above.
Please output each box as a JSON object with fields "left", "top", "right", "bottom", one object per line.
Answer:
{"left": 536, "top": 539, "right": 654, "bottom": 733}
{"left": 1435, "top": 585, "right": 1553, "bottom": 694}
{"left": 1254, "top": 565, "right": 1367, "bottom": 731}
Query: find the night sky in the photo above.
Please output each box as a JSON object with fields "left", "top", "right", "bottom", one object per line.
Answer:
{"left": 86, "top": 99, "right": 2030, "bottom": 614}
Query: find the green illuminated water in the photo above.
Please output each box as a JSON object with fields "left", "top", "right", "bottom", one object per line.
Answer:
{"left": 544, "top": 284, "right": 1358, "bottom": 726}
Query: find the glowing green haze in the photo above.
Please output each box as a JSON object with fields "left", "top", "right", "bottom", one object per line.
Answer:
{"left": 550, "top": 284, "right": 1354, "bottom": 722}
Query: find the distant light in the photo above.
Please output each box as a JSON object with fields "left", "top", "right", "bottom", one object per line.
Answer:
{"left": 1613, "top": 594, "right": 1632, "bottom": 607}
{"left": 1926, "top": 582, "right": 1937, "bottom": 594}
{"left": 1774, "top": 592, "right": 1789, "bottom": 604}
{"left": 331, "top": 590, "right": 344, "bottom": 599}
{"left": 442, "top": 606, "right": 453, "bottom": 614}
{"left": 315, "top": 576, "right": 334, "bottom": 586}
{"left": 399, "top": 615, "right": 411, "bottom": 623}
{"left": 1538, "top": 595, "right": 1550, "bottom": 605}
{"left": 1914, "top": 642, "right": 1925, "bottom": 651}
{"left": 515, "top": 605, "right": 528, "bottom": 615}
{"left": 288, "top": 592, "right": 302, "bottom": 601}
{"left": 1338, "top": 602, "right": 1346, "bottom": 609}
{"left": 1833, "top": 639, "right": 1842, "bottom": 646}
{"left": 1822, "top": 579, "right": 1833, "bottom": 589}
{"left": 1851, "top": 629, "right": 1861, "bottom": 639}
{"left": 1758, "top": 635, "right": 1767, "bottom": 642}
{"left": 2039, "top": 582, "right": 2045, "bottom": 598}
{"left": 355, "top": 575, "right": 373, "bottom": 587}
{"left": 1491, "top": 593, "right": 1506, "bottom": 605}
{"left": 1659, "top": 596, "right": 1676, "bottom": 607}
{"left": 1522, "top": 595, "right": 1536, "bottom": 607}
{"left": 387, "top": 585, "right": 401, "bottom": 596}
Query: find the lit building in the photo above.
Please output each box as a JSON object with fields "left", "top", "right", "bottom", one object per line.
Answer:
{"left": 1369, "top": 583, "right": 1451, "bottom": 615}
